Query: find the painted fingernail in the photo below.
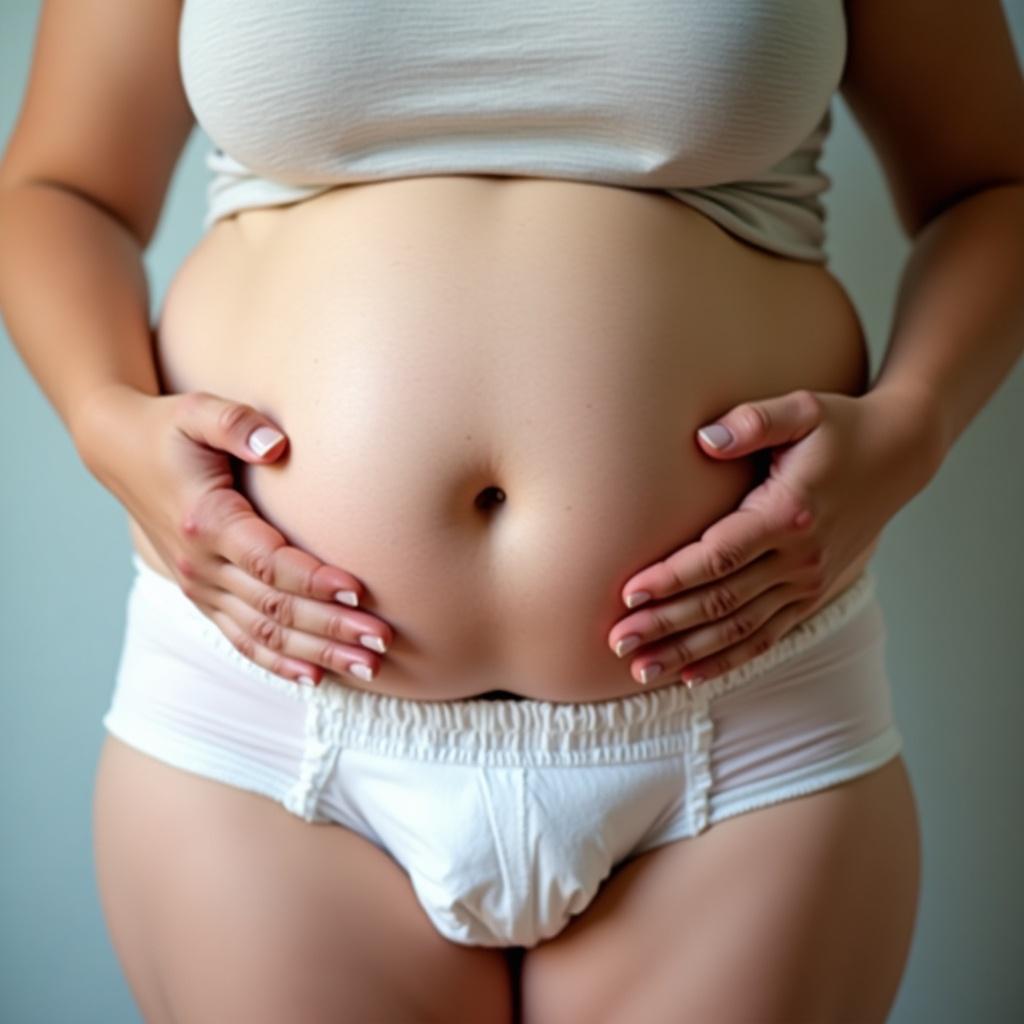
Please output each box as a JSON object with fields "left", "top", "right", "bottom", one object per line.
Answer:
{"left": 348, "top": 662, "right": 375, "bottom": 682}
{"left": 639, "top": 663, "right": 663, "bottom": 685}
{"left": 297, "top": 674, "right": 318, "bottom": 688}
{"left": 614, "top": 635, "right": 641, "bottom": 658}
{"left": 698, "top": 423, "right": 734, "bottom": 449}
{"left": 247, "top": 426, "right": 285, "bottom": 456}
{"left": 624, "top": 590, "right": 651, "bottom": 609}
{"left": 334, "top": 590, "right": 359, "bottom": 607}
{"left": 684, "top": 673, "right": 705, "bottom": 690}
{"left": 359, "top": 634, "right": 387, "bottom": 654}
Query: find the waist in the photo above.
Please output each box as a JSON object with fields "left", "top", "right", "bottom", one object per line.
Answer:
{"left": 158, "top": 176, "right": 865, "bottom": 399}
{"left": 140, "top": 176, "right": 869, "bottom": 703}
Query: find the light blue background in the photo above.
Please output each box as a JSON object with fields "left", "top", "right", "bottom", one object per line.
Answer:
{"left": 2, "top": 3, "right": 1022, "bottom": 1021}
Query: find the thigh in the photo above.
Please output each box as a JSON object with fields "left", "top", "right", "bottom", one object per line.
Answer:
{"left": 520, "top": 756, "right": 921, "bottom": 1024}
{"left": 92, "top": 735, "right": 514, "bottom": 1024}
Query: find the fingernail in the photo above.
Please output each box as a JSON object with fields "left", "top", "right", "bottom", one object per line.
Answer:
{"left": 247, "top": 426, "right": 285, "bottom": 456}
{"left": 334, "top": 590, "right": 359, "bottom": 607}
{"left": 624, "top": 590, "right": 651, "bottom": 609}
{"left": 698, "top": 423, "right": 734, "bottom": 449}
{"left": 684, "top": 673, "right": 704, "bottom": 690}
{"left": 639, "top": 663, "right": 663, "bottom": 685}
{"left": 359, "top": 634, "right": 387, "bottom": 654}
{"left": 349, "top": 662, "right": 375, "bottom": 682}
{"left": 614, "top": 635, "right": 641, "bottom": 658}
{"left": 297, "top": 674, "right": 318, "bottom": 688}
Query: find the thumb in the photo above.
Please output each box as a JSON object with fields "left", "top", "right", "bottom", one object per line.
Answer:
{"left": 696, "top": 389, "right": 823, "bottom": 459}
{"left": 175, "top": 391, "right": 288, "bottom": 463}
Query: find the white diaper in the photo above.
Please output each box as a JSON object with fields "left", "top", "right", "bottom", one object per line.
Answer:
{"left": 103, "top": 554, "right": 902, "bottom": 948}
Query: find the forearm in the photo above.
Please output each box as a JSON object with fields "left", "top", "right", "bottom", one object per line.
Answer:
{"left": 0, "top": 181, "right": 161, "bottom": 444}
{"left": 868, "top": 181, "right": 1024, "bottom": 476}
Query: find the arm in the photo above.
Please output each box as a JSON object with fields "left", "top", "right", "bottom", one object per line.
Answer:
{"left": 865, "top": 181, "right": 1024, "bottom": 474}
{"left": 0, "top": 181, "right": 162, "bottom": 442}
{"left": 604, "top": 0, "right": 1024, "bottom": 686}
{"left": 0, "top": 0, "right": 191, "bottom": 439}
{"left": 0, "top": 0, "right": 392, "bottom": 686}
{"left": 840, "top": 0, "right": 1024, "bottom": 475}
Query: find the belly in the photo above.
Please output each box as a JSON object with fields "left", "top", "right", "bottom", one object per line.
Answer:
{"left": 136, "top": 175, "right": 868, "bottom": 703}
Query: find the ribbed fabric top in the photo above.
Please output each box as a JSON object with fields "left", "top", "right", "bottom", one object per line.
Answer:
{"left": 179, "top": 0, "right": 847, "bottom": 263}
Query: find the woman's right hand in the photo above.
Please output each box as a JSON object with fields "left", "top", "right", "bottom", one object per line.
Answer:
{"left": 71, "top": 384, "right": 393, "bottom": 687}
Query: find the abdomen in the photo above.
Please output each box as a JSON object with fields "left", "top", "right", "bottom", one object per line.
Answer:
{"left": 142, "top": 175, "right": 868, "bottom": 702}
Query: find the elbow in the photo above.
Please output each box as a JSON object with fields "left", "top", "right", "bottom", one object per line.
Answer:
{"left": 901, "top": 176, "right": 1024, "bottom": 240}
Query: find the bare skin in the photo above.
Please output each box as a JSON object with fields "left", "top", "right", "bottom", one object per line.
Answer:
{"left": 14, "top": 0, "right": 1018, "bottom": 1016}
{"left": 134, "top": 174, "right": 869, "bottom": 703}
{"left": 519, "top": 755, "right": 921, "bottom": 1024}
{"left": 94, "top": 735, "right": 920, "bottom": 1023}
{"left": 93, "top": 734, "right": 517, "bottom": 1024}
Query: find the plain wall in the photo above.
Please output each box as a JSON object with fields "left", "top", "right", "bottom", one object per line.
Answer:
{"left": 1, "top": 3, "right": 1021, "bottom": 1021}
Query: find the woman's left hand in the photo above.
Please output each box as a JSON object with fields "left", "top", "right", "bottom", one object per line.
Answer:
{"left": 608, "top": 387, "right": 940, "bottom": 688}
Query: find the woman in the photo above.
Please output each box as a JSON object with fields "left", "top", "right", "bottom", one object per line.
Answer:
{"left": 1, "top": 0, "right": 1022, "bottom": 1020}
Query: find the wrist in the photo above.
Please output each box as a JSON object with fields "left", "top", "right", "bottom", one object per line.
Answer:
{"left": 69, "top": 383, "right": 157, "bottom": 479}
{"left": 861, "top": 381, "right": 948, "bottom": 494}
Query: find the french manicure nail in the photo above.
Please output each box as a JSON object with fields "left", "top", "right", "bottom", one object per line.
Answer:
{"left": 247, "top": 426, "right": 285, "bottom": 456}
{"left": 360, "top": 634, "right": 387, "bottom": 654}
{"left": 614, "top": 635, "right": 641, "bottom": 658}
{"left": 349, "top": 662, "right": 374, "bottom": 682}
{"left": 334, "top": 590, "right": 359, "bottom": 607}
{"left": 698, "top": 423, "right": 734, "bottom": 449}
{"left": 639, "top": 663, "right": 663, "bottom": 685}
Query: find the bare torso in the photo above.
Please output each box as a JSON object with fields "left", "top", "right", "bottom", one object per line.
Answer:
{"left": 131, "top": 175, "right": 868, "bottom": 702}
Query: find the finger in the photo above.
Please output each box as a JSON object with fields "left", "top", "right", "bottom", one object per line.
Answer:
{"left": 215, "top": 588, "right": 380, "bottom": 685}
{"left": 620, "top": 509, "right": 781, "bottom": 609}
{"left": 173, "top": 391, "right": 288, "bottom": 463}
{"left": 217, "top": 560, "right": 393, "bottom": 655}
{"left": 696, "top": 389, "right": 824, "bottom": 459}
{"left": 203, "top": 605, "right": 326, "bottom": 686}
{"left": 191, "top": 486, "right": 370, "bottom": 607}
{"left": 175, "top": 573, "right": 347, "bottom": 687}
{"left": 609, "top": 553, "right": 779, "bottom": 657}
{"left": 625, "top": 582, "right": 797, "bottom": 686}
{"left": 678, "top": 590, "right": 823, "bottom": 687}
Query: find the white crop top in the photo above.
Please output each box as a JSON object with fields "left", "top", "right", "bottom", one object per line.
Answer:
{"left": 179, "top": 0, "right": 847, "bottom": 263}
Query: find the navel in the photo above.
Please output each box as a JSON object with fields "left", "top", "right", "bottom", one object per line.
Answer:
{"left": 473, "top": 483, "right": 508, "bottom": 514}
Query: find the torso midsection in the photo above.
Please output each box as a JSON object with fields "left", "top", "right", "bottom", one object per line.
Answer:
{"left": 133, "top": 175, "right": 868, "bottom": 703}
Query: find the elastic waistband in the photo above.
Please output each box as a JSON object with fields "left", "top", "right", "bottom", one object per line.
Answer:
{"left": 128, "top": 552, "right": 879, "bottom": 765}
